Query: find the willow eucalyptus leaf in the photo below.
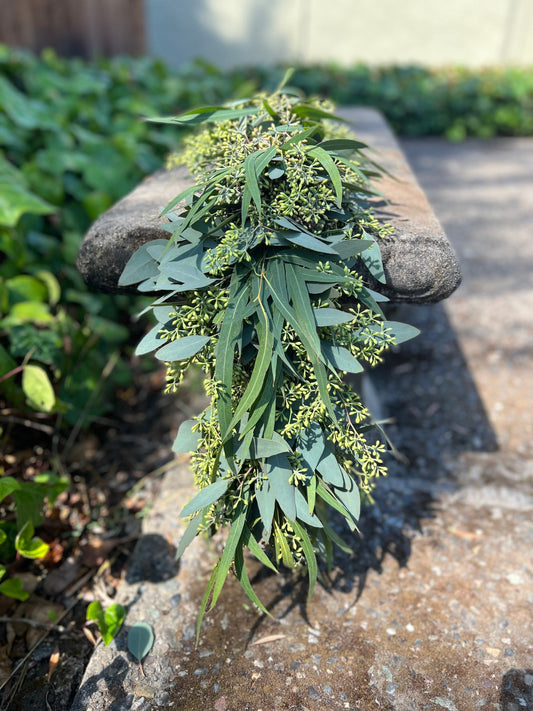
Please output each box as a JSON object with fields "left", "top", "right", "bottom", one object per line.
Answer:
{"left": 172, "top": 420, "right": 201, "bottom": 454}
{"left": 118, "top": 240, "right": 167, "bottom": 286}
{"left": 180, "top": 478, "right": 229, "bottom": 518}
{"left": 134, "top": 323, "right": 166, "bottom": 356}
{"left": 321, "top": 342, "right": 364, "bottom": 374}
{"left": 155, "top": 335, "right": 210, "bottom": 362}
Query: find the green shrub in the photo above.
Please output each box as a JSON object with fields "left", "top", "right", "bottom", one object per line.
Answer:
{"left": 228, "top": 64, "right": 533, "bottom": 139}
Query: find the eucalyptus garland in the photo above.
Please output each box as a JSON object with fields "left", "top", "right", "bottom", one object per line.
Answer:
{"left": 119, "top": 73, "right": 418, "bottom": 635}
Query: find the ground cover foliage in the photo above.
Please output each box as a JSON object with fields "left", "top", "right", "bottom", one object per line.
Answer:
{"left": 0, "top": 45, "right": 247, "bottom": 603}
{"left": 121, "top": 72, "right": 419, "bottom": 634}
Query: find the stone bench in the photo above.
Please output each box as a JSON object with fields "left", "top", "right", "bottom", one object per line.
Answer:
{"left": 76, "top": 107, "right": 461, "bottom": 303}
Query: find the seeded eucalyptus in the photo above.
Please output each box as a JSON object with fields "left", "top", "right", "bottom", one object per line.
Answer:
{"left": 120, "top": 72, "right": 418, "bottom": 636}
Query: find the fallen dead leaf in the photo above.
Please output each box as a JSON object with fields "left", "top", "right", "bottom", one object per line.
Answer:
{"left": 82, "top": 627, "right": 98, "bottom": 646}
{"left": 48, "top": 646, "right": 60, "bottom": 680}
{"left": 448, "top": 527, "right": 483, "bottom": 540}
{"left": 249, "top": 634, "right": 286, "bottom": 646}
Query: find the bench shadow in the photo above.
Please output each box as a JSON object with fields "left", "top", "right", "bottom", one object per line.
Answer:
{"left": 247, "top": 300, "right": 498, "bottom": 632}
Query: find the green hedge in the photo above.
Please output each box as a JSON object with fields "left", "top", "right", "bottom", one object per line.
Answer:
{"left": 230, "top": 64, "right": 533, "bottom": 140}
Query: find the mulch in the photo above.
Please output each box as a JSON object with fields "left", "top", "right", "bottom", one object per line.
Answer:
{"left": 0, "top": 365, "right": 198, "bottom": 711}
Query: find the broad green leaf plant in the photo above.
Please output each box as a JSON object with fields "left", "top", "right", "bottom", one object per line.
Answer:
{"left": 120, "top": 73, "right": 419, "bottom": 634}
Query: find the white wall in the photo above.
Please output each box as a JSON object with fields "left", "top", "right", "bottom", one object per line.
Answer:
{"left": 146, "top": 0, "right": 533, "bottom": 69}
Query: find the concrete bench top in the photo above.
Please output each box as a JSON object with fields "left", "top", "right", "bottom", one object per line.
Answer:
{"left": 76, "top": 107, "right": 461, "bottom": 303}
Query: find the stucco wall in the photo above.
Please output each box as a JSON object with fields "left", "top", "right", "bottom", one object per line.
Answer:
{"left": 146, "top": 0, "right": 533, "bottom": 68}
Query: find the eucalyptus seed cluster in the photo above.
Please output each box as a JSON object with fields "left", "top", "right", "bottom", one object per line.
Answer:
{"left": 122, "top": 80, "right": 419, "bottom": 632}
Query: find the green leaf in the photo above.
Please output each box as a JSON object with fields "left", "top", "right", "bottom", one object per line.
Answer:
{"left": 222, "top": 291, "right": 274, "bottom": 438}
{"left": 0, "top": 178, "right": 54, "bottom": 227}
{"left": 1, "top": 301, "right": 53, "bottom": 326}
{"left": 175, "top": 512, "right": 202, "bottom": 560}
{"left": 297, "top": 423, "right": 326, "bottom": 476}
{"left": 244, "top": 152, "right": 263, "bottom": 216}
{"left": 35, "top": 270, "right": 61, "bottom": 306}
{"left": 22, "top": 365, "right": 56, "bottom": 412}
{"left": 12, "top": 483, "right": 46, "bottom": 528}
{"left": 160, "top": 183, "right": 203, "bottom": 217}
{"left": 241, "top": 184, "right": 252, "bottom": 225}
{"left": 321, "top": 342, "right": 363, "bottom": 374}
{"left": 285, "top": 263, "right": 322, "bottom": 358}
{"left": 307, "top": 146, "right": 343, "bottom": 206}
{"left": 243, "top": 527, "right": 278, "bottom": 573}
{"left": 118, "top": 240, "right": 166, "bottom": 286}
{"left": 158, "top": 262, "right": 214, "bottom": 289}
{"left": 86, "top": 601, "right": 105, "bottom": 632}
{"left": 316, "top": 510, "right": 354, "bottom": 556}
{"left": 360, "top": 236, "right": 386, "bottom": 284}
{"left": 215, "top": 269, "right": 251, "bottom": 436}
{"left": 316, "top": 481, "right": 352, "bottom": 521}
{"left": 291, "top": 520, "right": 318, "bottom": 597}
{"left": 316, "top": 450, "right": 346, "bottom": 487}
{"left": 148, "top": 107, "right": 259, "bottom": 125}
{"left": 255, "top": 479, "right": 275, "bottom": 539}
{"left": 180, "top": 478, "right": 229, "bottom": 518}
{"left": 274, "top": 520, "right": 295, "bottom": 568}
{"left": 332, "top": 473, "right": 361, "bottom": 525}
{"left": 241, "top": 436, "right": 291, "bottom": 459}
{"left": 331, "top": 239, "right": 373, "bottom": 260}
{"left": 294, "top": 489, "right": 322, "bottom": 528}
{"left": 262, "top": 98, "right": 280, "bottom": 120}
{"left": 7, "top": 275, "right": 48, "bottom": 303}
{"left": 268, "top": 166, "right": 285, "bottom": 179}
{"left": 0, "top": 577, "right": 30, "bottom": 601}
{"left": 0, "top": 477, "right": 20, "bottom": 503}
{"left": 244, "top": 146, "right": 278, "bottom": 217}
{"left": 280, "top": 126, "right": 320, "bottom": 149}
{"left": 312, "top": 357, "right": 338, "bottom": 424}
{"left": 128, "top": 622, "right": 154, "bottom": 661}
{"left": 234, "top": 545, "right": 271, "bottom": 617}
{"left": 358, "top": 287, "right": 387, "bottom": 317}
{"left": 155, "top": 335, "right": 210, "bottom": 362}
{"left": 237, "top": 369, "right": 278, "bottom": 441}
{"left": 87, "top": 601, "right": 126, "bottom": 646}
{"left": 292, "top": 105, "right": 345, "bottom": 123}
{"left": 379, "top": 321, "right": 421, "bottom": 345}
{"left": 172, "top": 420, "right": 201, "bottom": 454}
{"left": 275, "top": 67, "right": 295, "bottom": 93}
{"left": 280, "top": 230, "right": 338, "bottom": 255}
{"left": 103, "top": 604, "right": 126, "bottom": 646}
{"left": 266, "top": 455, "right": 296, "bottom": 522}
{"left": 15, "top": 521, "right": 49, "bottom": 559}
{"left": 134, "top": 323, "right": 167, "bottom": 356}
{"left": 210, "top": 497, "right": 247, "bottom": 608}
{"left": 313, "top": 308, "right": 354, "bottom": 327}
{"left": 317, "top": 138, "right": 369, "bottom": 152}
{"left": 196, "top": 561, "right": 219, "bottom": 642}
